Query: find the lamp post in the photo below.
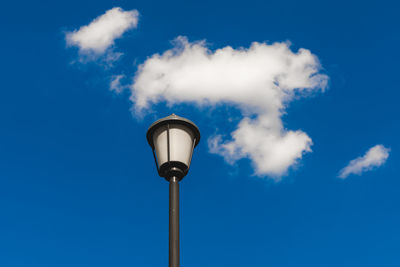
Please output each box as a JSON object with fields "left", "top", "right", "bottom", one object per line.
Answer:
{"left": 146, "top": 114, "right": 200, "bottom": 267}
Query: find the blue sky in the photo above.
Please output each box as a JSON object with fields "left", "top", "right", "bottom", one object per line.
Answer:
{"left": 0, "top": 0, "right": 399, "bottom": 266}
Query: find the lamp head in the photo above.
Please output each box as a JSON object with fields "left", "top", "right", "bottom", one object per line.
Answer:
{"left": 147, "top": 114, "right": 200, "bottom": 180}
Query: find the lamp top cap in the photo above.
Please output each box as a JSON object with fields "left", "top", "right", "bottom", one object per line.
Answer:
{"left": 146, "top": 114, "right": 201, "bottom": 148}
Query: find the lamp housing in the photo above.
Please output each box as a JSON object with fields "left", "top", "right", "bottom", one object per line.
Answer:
{"left": 147, "top": 114, "right": 200, "bottom": 180}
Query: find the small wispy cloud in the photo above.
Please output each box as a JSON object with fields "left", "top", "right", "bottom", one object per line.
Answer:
{"left": 338, "top": 144, "right": 390, "bottom": 179}
{"left": 110, "top": 74, "right": 127, "bottom": 93}
{"left": 130, "top": 36, "right": 328, "bottom": 180}
{"left": 65, "top": 7, "right": 139, "bottom": 63}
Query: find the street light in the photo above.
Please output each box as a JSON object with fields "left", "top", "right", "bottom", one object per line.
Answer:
{"left": 146, "top": 114, "right": 200, "bottom": 267}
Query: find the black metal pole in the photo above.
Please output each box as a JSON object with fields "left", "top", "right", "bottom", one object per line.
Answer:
{"left": 169, "top": 176, "right": 179, "bottom": 267}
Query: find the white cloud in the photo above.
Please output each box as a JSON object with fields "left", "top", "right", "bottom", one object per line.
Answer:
{"left": 208, "top": 116, "right": 313, "bottom": 179}
{"left": 130, "top": 36, "right": 328, "bottom": 179}
{"left": 338, "top": 145, "right": 390, "bottom": 179}
{"left": 66, "top": 7, "right": 139, "bottom": 61}
{"left": 110, "top": 74, "right": 126, "bottom": 93}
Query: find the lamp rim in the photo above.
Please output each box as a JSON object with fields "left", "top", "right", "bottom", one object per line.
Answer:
{"left": 146, "top": 114, "right": 201, "bottom": 149}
